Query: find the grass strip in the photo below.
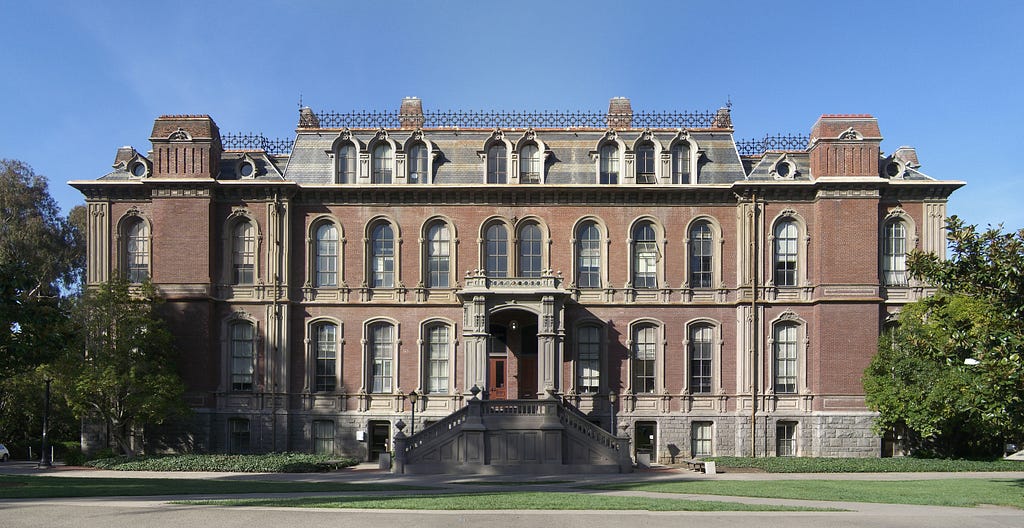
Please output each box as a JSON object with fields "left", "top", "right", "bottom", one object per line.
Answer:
{"left": 710, "top": 456, "right": 1024, "bottom": 473}
{"left": 592, "top": 478, "right": 1024, "bottom": 509}
{"left": 178, "top": 491, "right": 834, "bottom": 511}
{"left": 0, "top": 475, "right": 430, "bottom": 499}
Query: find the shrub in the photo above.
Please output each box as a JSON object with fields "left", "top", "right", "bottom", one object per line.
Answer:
{"left": 59, "top": 441, "right": 86, "bottom": 466}
{"left": 85, "top": 453, "right": 359, "bottom": 473}
{"left": 709, "top": 456, "right": 1024, "bottom": 473}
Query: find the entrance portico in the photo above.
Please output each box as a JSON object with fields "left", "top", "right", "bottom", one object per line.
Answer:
{"left": 457, "top": 270, "right": 568, "bottom": 400}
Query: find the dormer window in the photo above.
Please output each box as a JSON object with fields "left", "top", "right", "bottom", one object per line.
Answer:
{"left": 408, "top": 143, "right": 428, "bottom": 184}
{"left": 371, "top": 143, "right": 393, "bottom": 184}
{"left": 671, "top": 142, "right": 690, "bottom": 184}
{"left": 487, "top": 144, "right": 507, "bottom": 184}
{"left": 336, "top": 143, "right": 356, "bottom": 184}
{"left": 520, "top": 144, "right": 540, "bottom": 184}
{"left": 599, "top": 144, "right": 619, "bottom": 184}
{"left": 129, "top": 161, "right": 148, "bottom": 178}
{"left": 636, "top": 142, "right": 656, "bottom": 184}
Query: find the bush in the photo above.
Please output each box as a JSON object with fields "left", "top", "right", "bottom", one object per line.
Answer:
{"left": 709, "top": 456, "right": 1024, "bottom": 473}
{"left": 85, "top": 453, "right": 360, "bottom": 473}
{"left": 59, "top": 441, "right": 86, "bottom": 466}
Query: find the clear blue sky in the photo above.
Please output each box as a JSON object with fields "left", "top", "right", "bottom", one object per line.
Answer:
{"left": 2, "top": 0, "right": 1021, "bottom": 229}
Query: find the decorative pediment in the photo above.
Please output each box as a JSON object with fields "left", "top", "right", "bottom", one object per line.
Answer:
{"left": 410, "top": 128, "right": 423, "bottom": 141}
{"left": 885, "top": 207, "right": 908, "bottom": 221}
{"left": 838, "top": 127, "right": 862, "bottom": 140}
{"left": 168, "top": 127, "right": 191, "bottom": 141}
{"left": 778, "top": 310, "right": 801, "bottom": 322}
{"left": 489, "top": 128, "right": 505, "bottom": 142}
{"left": 339, "top": 128, "right": 353, "bottom": 141}
{"left": 125, "top": 205, "right": 143, "bottom": 217}
{"left": 373, "top": 128, "right": 390, "bottom": 142}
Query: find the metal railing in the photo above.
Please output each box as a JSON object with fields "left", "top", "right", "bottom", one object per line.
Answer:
{"left": 736, "top": 134, "right": 809, "bottom": 156}
{"left": 309, "top": 109, "right": 726, "bottom": 129}
{"left": 221, "top": 133, "right": 293, "bottom": 155}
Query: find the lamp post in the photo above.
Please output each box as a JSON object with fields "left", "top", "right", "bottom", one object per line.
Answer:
{"left": 408, "top": 390, "right": 419, "bottom": 435}
{"left": 608, "top": 392, "right": 618, "bottom": 435}
{"left": 38, "top": 378, "right": 52, "bottom": 469}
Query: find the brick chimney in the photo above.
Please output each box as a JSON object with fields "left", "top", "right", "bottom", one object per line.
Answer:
{"left": 400, "top": 97, "right": 425, "bottom": 129}
{"left": 149, "top": 115, "right": 222, "bottom": 178}
{"left": 607, "top": 97, "right": 633, "bottom": 129}
{"left": 807, "top": 114, "right": 882, "bottom": 178}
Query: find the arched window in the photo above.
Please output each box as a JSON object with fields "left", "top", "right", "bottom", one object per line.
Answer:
{"left": 369, "top": 322, "right": 394, "bottom": 393}
{"left": 632, "top": 324, "right": 657, "bottom": 393}
{"left": 485, "top": 223, "right": 509, "bottom": 278}
{"left": 518, "top": 222, "right": 543, "bottom": 278}
{"left": 632, "top": 222, "right": 658, "bottom": 289}
{"left": 773, "top": 220, "right": 799, "bottom": 287}
{"left": 426, "top": 222, "right": 451, "bottom": 288}
{"left": 689, "top": 221, "right": 713, "bottom": 288}
{"left": 125, "top": 218, "right": 149, "bottom": 283}
{"left": 883, "top": 220, "right": 908, "bottom": 286}
{"left": 315, "top": 223, "right": 339, "bottom": 287}
{"left": 487, "top": 144, "right": 507, "bottom": 184}
{"left": 425, "top": 323, "right": 450, "bottom": 394}
{"left": 520, "top": 144, "right": 540, "bottom": 183}
{"left": 408, "top": 143, "right": 428, "bottom": 184}
{"left": 671, "top": 142, "right": 691, "bottom": 184}
{"left": 599, "top": 144, "right": 619, "bottom": 184}
{"left": 576, "top": 221, "right": 602, "bottom": 288}
{"left": 370, "top": 222, "right": 395, "bottom": 288}
{"left": 636, "top": 142, "right": 656, "bottom": 184}
{"left": 230, "top": 321, "right": 254, "bottom": 391}
{"left": 336, "top": 143, "right": 356, "bottom": 184}
{"left": 314, "top": 322, "right": 337, "bottom": 392}
{"left": 232, "top": 220, "right": 256, "bottom": 285}
{"left": 576, "top": 325, "right": 601, "bottom": 393}
{"left": 773, "top": 323, "right": 799, "bottom": 394}
{"left": 689, "top": 325, "right": 713, "bottom": 394}
{"left": 371, "top": 143, "right": 392, "bottom": 184}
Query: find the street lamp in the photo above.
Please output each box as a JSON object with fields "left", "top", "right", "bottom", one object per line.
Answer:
{"left": 408, "top": 390, "right": 419, "bottom": 435}
{"left": 38, "top": 378, "right": 52, "bottom": 469}
{"left": 608, "top": 392, "right": 618, "bottom": 435}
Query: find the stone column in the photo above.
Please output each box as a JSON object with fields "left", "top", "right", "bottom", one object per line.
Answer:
{"left": 462, "top": 295, "right": 490, "bottom": 395}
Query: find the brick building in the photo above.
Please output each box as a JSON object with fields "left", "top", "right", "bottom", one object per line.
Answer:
{"left": 72, "top": 97, "right": 961, "bottom": 466}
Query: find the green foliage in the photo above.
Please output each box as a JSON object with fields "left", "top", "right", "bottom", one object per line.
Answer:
{"left": 864, "top": 216, "right": 1024, "bottom": 457}
{"left": 709, "top": 456, "right": 1024, "bottom": 473}
{"left": 85, "top": 453, "right": 358, "bottom": 472}
{"left": 58, "top": 277, "right": 188, "bottom": 457}
{"left": 59, "top": 441, "right": 86, "bottom": 466}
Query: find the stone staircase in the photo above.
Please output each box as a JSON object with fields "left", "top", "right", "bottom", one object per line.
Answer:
{"left": 392, "top": 397, "right": 632, "bottom": 474}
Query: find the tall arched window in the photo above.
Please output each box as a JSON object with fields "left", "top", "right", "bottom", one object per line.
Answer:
{"left": 632, "top": 222, "right": 658, "bottom": 289}
{"left": 408, "top": 143, "right": 428, "bottom": 184}
{"left": 883, "top": 220, "right": 908, "bottom": 286}
{"left": 314, "top": 322, "right": 337, "bottom": 392}
{"left": 671, "top": 142, "right": 691, "bottom": 184}
{"left": 426, "top": 222, "right": 451, "bottom": 288}
{"left": 370, "top": 222, "right": 395, "bottom": 288}
{"left": 125, "top": 218, "right": 149, "bottom": 283}
{"left": 773, "top": 220, "right": 799, "bottom": 287}
{"left": 576, "top": 325, "right": 601, "bottom": 393}
{"left": 487, "top": 144, "right": 507, "bottom": 184}
{"left": 518, "top": 222, "right": 542, "bottom": 278}
{"left": 773, "top": 323, "right": 798, "bottom": 394}
{"left": 232, "top": 220, "right": 256, "bottom": 285}
{"left": 336, "top": 143, "right": 356, "bottom": 183}
{"left": 485, "top": 223, "right": 509, "bottom": 278}
{"left": 689, "top": 221, "right": 713, "bottom": 288}
{"left": 576, "top": 221, "right": 601, "bottom": 288}
{"left": 689, "top": 325, "right": 713, "bottom": 394}
{"left": 315, "top": 223, "right": 339, "bottom": 287}
{"left": 636, "top": 142, "right": 656, "bottom": 184}
{"left": 599, "top": 144, "right": 619, "bottom": 184}
{"left": 520, "top": 144, "right": 540, "bottom": 183}
{"left": 425, "top": 324, "right": 450, "bottom": 394}
{"left": 230, "top": 321, "right": 254, "bottom": 391}
{"left": 371, "top": 143, "right": 392, "bottom": 184}
{"left": 369, "top": 322, "right": 394, "bottom": 393}
{"left": 632, "top": 324, "right": 657, "bottom": 393}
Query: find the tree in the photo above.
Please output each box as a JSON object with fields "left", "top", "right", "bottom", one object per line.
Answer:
{"left": 0, "top": 159, "right": 83, "bottom": 451}
{"left": 865, "top": 216, "right": 1024, "bottom": 457}
{"left": 60, "top": 277, "right": 187, "bottom": 457}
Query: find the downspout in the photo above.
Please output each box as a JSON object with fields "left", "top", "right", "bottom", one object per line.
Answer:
{"left": 750, "top": 192, "right": 758, "bottom": 458}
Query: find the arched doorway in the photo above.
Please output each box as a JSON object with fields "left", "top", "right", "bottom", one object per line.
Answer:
{"left": 488, "top": 308, "right": 539, "bottom": 400}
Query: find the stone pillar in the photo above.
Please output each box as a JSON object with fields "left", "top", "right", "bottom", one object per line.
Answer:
{"left": 537, "top": 295, "right": 560, "bottom": 397}
{"left": 462, "top": 295, "right": 490, "bottom": 395}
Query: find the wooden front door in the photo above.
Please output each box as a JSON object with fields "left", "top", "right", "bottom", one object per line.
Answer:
{"left": 518, "top": 355, "right": 537, "bottom": 399}
{"left": 489, "top": 357, "right": 507, "bottom": 400}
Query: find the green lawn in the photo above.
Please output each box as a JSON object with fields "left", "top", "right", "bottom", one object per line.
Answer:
{"left": 593, "top": 478, "right": 1024, "bottom": 509}
{"left": 710, "top": 456, "right": 1024, "bottom": 473}
{"left": 180, "top": 491, "right": 832, "bottom": 511}
{"left": 0, "top": 475, "right": 430, "bottom": 499}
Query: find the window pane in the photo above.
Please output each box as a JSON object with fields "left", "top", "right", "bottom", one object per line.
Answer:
{"left": 485, "top": 224, "right": 508, "bottom": 278}
{"left": 599, "top": 144, "right": 618, "bottom": 184}
{"left": 689, "top": 325, "right": 713, "bottom": 394}
{"left": 231, "top": 322, "right": 254, "bottom": 391}
{"left": 232, "top": 221, "right": 255, "bottom": 285}
{"left": 372, "top": 144, "right": 392, "bottom": 184}
{"left": 313, "top": 420, "right": 335, "bottom": 455}
{"left": 337, "top": 144, "right": 356, "bottom": 183}
{"left": 315, "top": 223, "right": 338, "bottom": 287}
{"left": 427, "top": 222, "right": 450, "bottom": 288}
{"left": 519, "top": 223, "right": 542, "bottom": 278}
{"left": 427, "top": 325, "right": 449, "bottom": 394}
{"left": 883, "top": 221, "right": 908, "bottom": 286}
{"left": 689, "top": 222, "right": 713, "bottom": 288}
{"left": 672, "top": 143, "right": 691, "bottom": 184}
{"left": 691, "top": 422, "right": 712, "bottom": 457}
{"left": 636, "top": 143, "right": 655, "bottom": 184}
{"left": 315, "top": 323, "right": 337, "bottom": 392}
{"left": 633, "top": 223, "right": 657, "bottom": 289}
{"left": 371, "top": 323, "right": 393, "bottom": 393}
{"left": 409, "top": 144, "right": 428, "bottom": 184}
{"left": 577, "top": 222, "right": 601, "bottom": 288}
{"left": 520, "top": 144, "right": 540, "bottom": 183}
{"left": 126, "top": 219, "right": 149, "bottom": 283}
{"left": 774, "top": 324, "right": 798, "bottom": 394}
{"left": 487, "top": 144, "right": 507, "bottom": 184}
{"left": 576, "top": 326, "right": 601, "bottom": 393}
{"left": 776, "top": 422, "right": 796, "bottom": 456}
{"left": 371, "top": 223, "right": 394, "bottom": 288}
{"left": 229, "top": 418, "right": 250, "bottom": 453}
{"left": 773, "top": 221, "right": 798, "bottom": 286}
{"left": 632, "top": 325, "right": 656, "bottom": 393}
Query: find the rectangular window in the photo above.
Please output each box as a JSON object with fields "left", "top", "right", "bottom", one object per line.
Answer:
{"left": 426, "top": 325, "right": 449, "bottom": 394}
{"left": 230, "top": 323, "right": 254, "bottom": 391}
{"left": 776, "top": 421, "right": 797, "bottom": 456}
{"left": 578, "top": 231, "right": 601, "bottom": 288}
{"left": 632, "top": 325, "right": 657, "bottom": 393}
{"left": 371, "top": 324, "right": 393, "bottom": 393}
{"left": 232, "top": 223, "right": 255, "bottom": 285}
{"left": 316, "top": 227, "right": 338, "bottom": 287}
{"left": 634, "top": 241, "right": 658, "bottom": 288}
{"left": 313, "top": 420, "right": 335, "bottom": 455}
{"left": 576, "top": 326, "right": 601, "bottom": 393}
{"left": 315, "top": 324, "right": 337, "bottom": 392}
{"left": 427, "top": 224, "right": 450, "bottom": 288}
{"left": 689, "top": 326, "right": 713, "bottom": 394}
{"left": 774, "top": 324, "right": 798, "bottom": 394}
{"left": 229, "top": 418, "right": 250, "bottom": 453}
{"left": 636, "top": 147, "right": 656, "bottom": 184}
{"left": 691, "top": 421, "right": 712, "bottom": 457}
